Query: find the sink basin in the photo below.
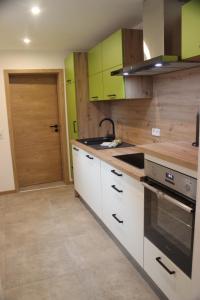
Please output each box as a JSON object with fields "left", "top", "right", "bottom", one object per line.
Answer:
{"left": 114, "top": 153, "right": 144, "bottom": 169}
{"left": 77, "top": 137, "right": 135, "bottom": 150}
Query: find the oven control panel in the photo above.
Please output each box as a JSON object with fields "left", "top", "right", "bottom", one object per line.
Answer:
{"left": 145, "top": 160, "right": 197, "bottom": 201}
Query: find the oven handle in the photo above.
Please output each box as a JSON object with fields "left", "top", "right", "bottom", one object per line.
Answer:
{"left": 142, "top": 182, "right": 194, "bottom": 214}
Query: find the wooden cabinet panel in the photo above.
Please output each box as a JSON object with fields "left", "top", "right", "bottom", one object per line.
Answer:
{"left": 66, "top": 82, "right": 78, "bottom": 140}
{"left": 102, "top": 29, "right": 123, "bottom": 71}
{"left": 65, "top": 53, "right": 75, "bottom": 83}
{"left": 103, "top": 66, "right": 125, "bottom": 100}
{"left": 182, "top": 0, "right": 200, "bottom": 59}
{"left": 88, "top": 43, "right": 102, "bottom": 76}
{"left": 89, "top": 73, "right": 104, "bottom": 101}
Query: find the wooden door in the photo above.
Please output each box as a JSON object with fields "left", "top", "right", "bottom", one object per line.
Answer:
{"left": 9, "top": 73, "right": 63, "bottom": 187}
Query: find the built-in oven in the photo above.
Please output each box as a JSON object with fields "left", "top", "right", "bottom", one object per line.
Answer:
{"left": 143, "top": 160, "right": 197, "bottom": 278}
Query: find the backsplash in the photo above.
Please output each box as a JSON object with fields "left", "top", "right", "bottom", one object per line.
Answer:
{"left": 110, "top": 68, "right": 200, "bottom": 145}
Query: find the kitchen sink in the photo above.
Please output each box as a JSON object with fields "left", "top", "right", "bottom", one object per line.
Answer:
{"left": 77, "top": 137, "right": 134, "bottom": 150}
{"left": 114, "top": 153, "right": 144, "bottom": 169}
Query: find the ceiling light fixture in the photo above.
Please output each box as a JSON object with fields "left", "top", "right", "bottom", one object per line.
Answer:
{"left": 23, "top": 37, "right": 31, "bottom": 44}
{"left": 31, "top": 6, "right": 41, "bottom": 15}
{"left": 154, "top": 63, "right": 163, "bottom": 68}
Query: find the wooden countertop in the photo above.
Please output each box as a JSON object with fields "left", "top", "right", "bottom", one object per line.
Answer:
{"left": 71, "top": 140, "right": 145, "bottom": 181}
{"left": 71, "top": 140, "right": 198, "bottom": 181}
{"left": 137, "top": 141, "right": 198, "bottom": 171}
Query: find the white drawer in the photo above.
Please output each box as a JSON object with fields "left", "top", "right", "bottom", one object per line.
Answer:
{"left": 144, "top": 238, "right": 192, "bottom": 300}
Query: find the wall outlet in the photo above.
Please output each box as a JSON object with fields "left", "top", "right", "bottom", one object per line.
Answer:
{"left": 152, "top": 128, "right": 161, "bottom": 137}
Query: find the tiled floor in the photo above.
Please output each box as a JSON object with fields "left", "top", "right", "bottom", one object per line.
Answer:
{"left": 0, "top": 185, "right": 159, "bottom": 300}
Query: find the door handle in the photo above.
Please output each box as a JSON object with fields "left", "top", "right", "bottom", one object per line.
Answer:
{"left": 156, "top": 257, "right": 176, "bottom": 275}
{"left": 111, "top": 185, "right": 123, "bottom": 193}
{"left": 50, "top": 124, "right": 59, "bottom": 132}
{"left": 112, "top": 214, "right": 123, "bottom": 224}
{"left": 73, "top": 121, "right": 77, "bottom": 133}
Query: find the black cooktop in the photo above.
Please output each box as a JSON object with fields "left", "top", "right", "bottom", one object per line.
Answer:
{"left": 114, "top": 153, "right": 144, "bottom": 169}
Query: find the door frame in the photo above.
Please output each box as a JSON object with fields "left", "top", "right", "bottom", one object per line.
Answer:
{"left": 4, "top": 69, "right": 70, "bottom": 191}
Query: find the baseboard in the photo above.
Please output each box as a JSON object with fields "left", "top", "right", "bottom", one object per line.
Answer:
{"left": 0, "top": 189, "right": 16, "bottom": 196}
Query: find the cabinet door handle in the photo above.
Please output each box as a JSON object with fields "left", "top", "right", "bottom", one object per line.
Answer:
{"left": 86, "top": 155, "right": 94, "bottom": 160}
{"left": 112, "top": 214, "right": 123, "bottom": 224}
{"left": 73, "top": 121, "right": 77, "bottom": 133}
{"left": 111, "top": 170, "right": 122, "bottom": 177}
{"left": 91, "top": 96, "right": 99, "bottom": 99}
{"left": 73, "top": 147, "right": 79, "bottom": 152}
{"left": 111, "top": 185, "right": 123, "bottom": 193}
{"left": 107, "top": 94, "right": 116, "bottom": 98}
{"left": 66, "top": 79, "right": 72, "bottom": 83}
{"left": 156, "top": 257, "right": 176, "bottom": 275}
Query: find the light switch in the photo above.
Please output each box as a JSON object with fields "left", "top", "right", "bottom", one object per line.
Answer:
{"left": 152, "top": 128, "right": 161, "bottom": 137}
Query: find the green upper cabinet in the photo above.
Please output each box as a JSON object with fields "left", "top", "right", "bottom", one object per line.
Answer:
{"left": 65, "top": 53, "right": 75, "bottom": 83}
{"left": 66, "top": 82, "right": 78, "bottom": 140}
{"left": 88, "top": 43, "right": 102, "bottom": 76}
{"left": 103, "top": 66, "right": 125, "bottom": 100}
{"left": 182, "top": 0, "right": 200, "bottom": 59}
{"left": 89, "top": 73, "right": 104, "bottom": 101}
{"left": 102, "top": 29, "right": 123, "bottom": 71}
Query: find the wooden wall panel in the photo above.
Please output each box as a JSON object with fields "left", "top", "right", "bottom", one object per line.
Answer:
{"left": 74, "top": 53, "right": 112, "bottom": 139}
{"left": 110, "top": 68, "right": 200, "bottom": 145}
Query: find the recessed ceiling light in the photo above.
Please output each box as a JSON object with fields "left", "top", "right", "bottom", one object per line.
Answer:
{"left": 31, "top": 6, "right": 41, "bottom": 15}
{"left": 23, "top": 38, "right": 31, "bottom": 44}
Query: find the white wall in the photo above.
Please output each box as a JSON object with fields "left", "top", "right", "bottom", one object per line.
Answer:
{"left": 0, "top": 50, "right": 68, "bottom": 192}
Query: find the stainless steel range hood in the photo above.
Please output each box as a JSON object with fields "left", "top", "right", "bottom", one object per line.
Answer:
{"left": 112, "top": 0, "right": 200, "bottom": 77}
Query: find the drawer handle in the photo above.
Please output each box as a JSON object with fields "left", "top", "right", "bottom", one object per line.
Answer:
{"left": 73, "top": 147, "right": 79, "bottom": 152}
{"left": 111, "top": 170, "right": 122, "bottom": 177}
{"left": 156, "top": 257, "right": 176, "bottom": 275}
{"left": 112, "top": 214, "right": 123, "bottom": 224}
{"left": 107, "top": 94, "right": 116, "bottom": 98}
{"left": 111, "top": 185, "right": 123, "bottom": 193}
{"left": 86, "top": 155, "right": 94, "bottom": 160}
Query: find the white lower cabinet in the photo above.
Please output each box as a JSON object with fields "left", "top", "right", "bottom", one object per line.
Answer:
{"left": 144, "top": 238, "right": 192, "bottom": 300}
{"left": 101, "top": 161, "right": 144, "bottom": 266}
{"left": 72, "top": 146, "right": 102, "bottom": 218}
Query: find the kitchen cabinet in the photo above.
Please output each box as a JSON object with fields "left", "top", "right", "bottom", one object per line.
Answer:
{"left": 88, "top": 28, "right": 153, "bottom": 101}
{"left": 102, "top": 29, "right": 123, "bottom": 71}
{"left": 89, "top": 73, "right": 104, "bottom": 101}
{"left": 88, "top": 43, "right": 102, "bottom": 76}
{"left": 66, "top": 82, "right": 78, "bottom": 140}
{"left": 72, "top": 146, "right": 102, "bottom": 218}
{"left": 182, "top": 0, "right": 200, "bottom": 60}
{"left": 102, "top": 66, "right": 125, "bottom": 100}
{"left": 65, "top": 52, "right": 75, "bottom": 83}
{"left": 101, "top": 161, "right": 144, "bottom": 266}
{"left": 144, "top": 238, "right": 192, "bottom": 300}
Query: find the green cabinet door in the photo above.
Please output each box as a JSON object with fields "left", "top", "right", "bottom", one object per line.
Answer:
{"left": 66, "top": 82, "right": 78, "bottom": 140}
{"left": 103, "top": 66, "right": 125, "bottom": 100}
{"left": 65, "top": 53, "right": 75, "bottom": 83}
{"left": 88, "top": 43, "right": 102, "bottom": 76}
{"left": 89, "top": 73, "right": 104, "bottom": 101}
{"left": 182, "top": 0, "right": 200, "bottom": 59}
{"left": 102, "top": 29, "right": 123, "bottom": 71}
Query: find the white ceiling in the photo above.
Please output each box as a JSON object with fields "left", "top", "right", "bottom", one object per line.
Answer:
{"left": 0, "top": 0, "right": 143, "bottom": 51}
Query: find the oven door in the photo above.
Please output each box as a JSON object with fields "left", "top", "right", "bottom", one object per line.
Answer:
{"left": 143, "top": 178, "right": 195, "bottom": 278}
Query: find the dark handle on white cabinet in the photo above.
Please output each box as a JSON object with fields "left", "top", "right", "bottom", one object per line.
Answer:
{"left": 111, "top": 170, "right": 122, "bottom": 177}
{"left": 86, "top": 155, "right": 94, "bottom": 160}
{"left": 112, "top": 214, "right": 123, "bottom": 224}
{"left": 73, "top": 147, "right": 79, "bottom": 152}
{"left": 156, "top": 257, "right": 176, "bottom": 275}
{"left": 111, "top": 185, "right": 123, "bottom": 193}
